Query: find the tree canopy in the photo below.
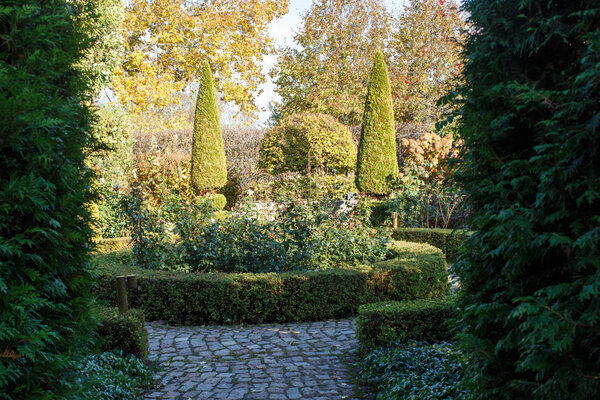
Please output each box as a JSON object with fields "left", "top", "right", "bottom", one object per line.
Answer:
{"left": 271, "top": 0, "right": 390, "bottom": 126}
{"left": 271, "top": 0, "right": 465, "bottom": 127}
{"left": 388, "top": 0, "right": 465, "bottom": 124}
{"left": 113, "top": 0, "right": 288, "bottom": 116}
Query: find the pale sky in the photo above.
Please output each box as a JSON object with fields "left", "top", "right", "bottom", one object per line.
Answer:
{"left": 254, "top": 0, "right": 409, "bottom": 126}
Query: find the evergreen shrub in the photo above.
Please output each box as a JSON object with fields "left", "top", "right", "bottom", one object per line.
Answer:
{"left": 454, "top": 1, "right": 600, "bottom": 398}
{"left": 0, "top": 1, "right": 96, "bottom": 397}
{"left": 95, "top": 308, "right": 148, "bottom": 359}
{"left": 356, "top": 51, "right": 398, "bottom": 195}
{"left": 191, "top": 61, "right": 227, "bottom": 192}
{"left": 356, "top": 297, "right": 456, "bottom": 354}
{"left": 92, "top": 241, "right": 449, "bottom": 325}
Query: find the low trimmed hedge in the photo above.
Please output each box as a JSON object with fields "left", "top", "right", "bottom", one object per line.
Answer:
{"left": 391, "top": 228, "right": 470, "bottom": 262}
{"left": 94, "top": 237, "right": 131, "bottom": 253}
{"left": 95, "top": 307, "right": 149, "bottom": 359}
{"left": 92, "top": 241, "right": 449, "bottom": 325}
{"left": 356, "top": 297, "right": 456, "bottom": 354}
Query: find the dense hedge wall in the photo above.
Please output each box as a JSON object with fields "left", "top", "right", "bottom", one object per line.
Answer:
{"left": 95, "top": 307, "right": 148, "bottom": 359}
{"left": 356, "top": 297, "right": 456, "bottom": 354}
{"left": 93, "top": 241, "right": 448, "bottom": 325}
{"left": 391, "top": 228, "right": 470, "bottom": 262}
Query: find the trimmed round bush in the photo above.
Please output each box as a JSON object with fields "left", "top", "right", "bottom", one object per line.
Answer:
{"left": 259, "top": 112, "right": 357, "bottom": 174}
{"left": 95, "top": 307, "right": 148, "bottom": 359}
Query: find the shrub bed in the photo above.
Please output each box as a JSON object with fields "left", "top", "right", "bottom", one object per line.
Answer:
{"left": 356, "top": 297, "right": 456, "bottom": 354}
{"left": 95, "top": 307, "right": 149, "bottom": 359}
{"left": 92, "top": 241, "right": 448, "bottom": 325}
{"left": 391, "top": 228, "right": 470, "bottom": 261}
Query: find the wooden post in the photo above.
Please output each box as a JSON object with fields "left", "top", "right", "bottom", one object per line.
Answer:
{"left": 391, "top": 212, "right": 399, "bottom": 229}
{"left": 126, "top": 275, "right": 137, "bottom": 289}
{"left": 116, "top": 276, "right": 128, "bottom": 314}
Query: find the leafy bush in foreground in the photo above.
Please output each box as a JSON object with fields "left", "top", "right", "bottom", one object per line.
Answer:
{"left": 363, "top": 341, "right": 471, "bottom": 400}
{"left": 75, "top": 352, "right": 152, "bottom": 400}
{"left": 0, "top": 1, "right": 97, "bottom": 397}
{"left": 454, "top": 1, "right": 600, "bottom": 398}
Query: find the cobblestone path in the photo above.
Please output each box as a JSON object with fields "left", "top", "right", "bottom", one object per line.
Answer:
{"left": 145, "top": 319, "right": 366, "bottom": 400}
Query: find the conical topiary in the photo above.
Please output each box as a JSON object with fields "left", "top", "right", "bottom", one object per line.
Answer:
{"left": 356, "top": 50, "right": 398, "bottom": 195}
{"left": 191, "top": 61, "right": 227, "bottom": 193}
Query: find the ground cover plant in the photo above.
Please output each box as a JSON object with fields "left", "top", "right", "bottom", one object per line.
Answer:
{"left": 454, "top": 0, "right": 600, "bottom": 398}
{"left": 362, "top": 341, "right": 471, "bottom": 400}
{"left": 74, "top": 351, "right": 153, "bottom": 400}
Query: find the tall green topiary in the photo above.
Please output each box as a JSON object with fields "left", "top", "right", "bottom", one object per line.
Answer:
{"left": 0, "top": 0, "right": 97, "bottom": 397}
{"left": 191, "top": 61, "right": 227, "bottom": 193}
{"left": 356, "top": 50, "right": 398, "bottom": 195}
{"left": 454, "top": 1, "right": 600, "bottom": 399}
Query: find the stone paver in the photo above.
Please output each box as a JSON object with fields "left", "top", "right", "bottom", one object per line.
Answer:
{"left": 145, "top": 319, "right": 366, "bottom": 400}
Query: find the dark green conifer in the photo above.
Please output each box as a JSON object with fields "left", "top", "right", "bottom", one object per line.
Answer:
{"left": 454, "top": 1, "right": 600, "bottom": 398}
{"left": 0, "top": 0, "right": 96, "bottom": 396}
{"left": 191, "top": 61, "right": 227, "bottom": 192}
{"left": 356, "top": 50, "right": 398, "bottom": 195}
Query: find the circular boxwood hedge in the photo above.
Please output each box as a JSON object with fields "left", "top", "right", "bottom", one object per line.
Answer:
{"left": 93, "top": 241, "right": 448, "bottom": 325}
